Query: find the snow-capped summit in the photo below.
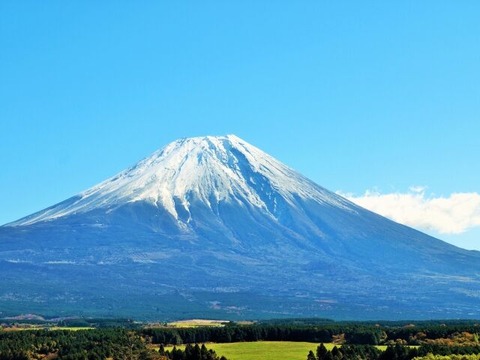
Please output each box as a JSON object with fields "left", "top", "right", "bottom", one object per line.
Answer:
{"left": 9, "top": 135, "right": 352, "bottom": 226}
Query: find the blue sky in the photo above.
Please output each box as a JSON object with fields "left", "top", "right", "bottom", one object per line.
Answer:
{"left": 1, "top": 1, "right": 479, "bottom": 249}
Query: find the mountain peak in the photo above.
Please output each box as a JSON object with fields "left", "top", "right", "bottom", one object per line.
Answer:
{"left": 3, "top": 135, "right": 480, "bottom": 320}
{"left": 8, "top": 135, "right": 352, "bottom": 227}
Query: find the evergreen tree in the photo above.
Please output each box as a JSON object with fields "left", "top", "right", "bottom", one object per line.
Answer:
{"left": 307, "top": 350, "right": 317, "bottom": 360}
{"left": 317, "top": 343, "right": 329, "bottom": 360}
{"left": 331, "top": 346, "right": 343, "bottom": 360}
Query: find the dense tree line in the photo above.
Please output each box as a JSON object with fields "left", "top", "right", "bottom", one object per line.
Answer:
{"left": 414, "top": 355, "right": 480, "bottom": 360}
{"left": 141, "top": 322, "right": 480, "bottom": 346}
{"left": 1, "top": 320, "right": 479, "bottom": 360}
{"left": 0, "top": 329, "right": 225, "bottom": 360}
{"left": 310, "top": 343, "right": 383, "bottom": 360}
{"left": 142, "top": 324, "right": 386, "bottom": 345}
{"left": 142, "top": 325, "right": 333, "bottom": 345}
{"left": 418, "top": 345, "right": 480, "bottom": 357}
{"left": 307, "top": 343, "right": 480, "bottom": 360}
{"left": 158, "top": 343, "right": 226, "bottom": 360}
{"left": 0, "top": 329, "right": 151, "bottom": 360}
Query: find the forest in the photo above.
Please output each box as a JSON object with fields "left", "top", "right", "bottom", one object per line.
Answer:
{"left": 0, "top": 319, "right": 479, "bottom": 360}
{"left": 0, "top": 329, "right": 224, "bottom": 360}
{"left": 309, "top": 343, "right": 480, "bottom": 360}
{"left": 141, "top": 319, "right": 480, "bottom": 346}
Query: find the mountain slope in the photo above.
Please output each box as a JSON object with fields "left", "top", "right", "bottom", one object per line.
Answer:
{"left": 1, "top": 135, "right": 480, "bottom": 320}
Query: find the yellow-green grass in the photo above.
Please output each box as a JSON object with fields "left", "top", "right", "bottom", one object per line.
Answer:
{"left": 1, "top": 326, "right": 94, "bottom": 332}
{"left": 162, "top": 342, "right": 391, "bottom": 360}
{"left": 166, "top": 319, "right": 228, "bottom": 328}
{"left": 49, "top": 326, "right": 95, "bottom": 331}
{"left": 164, "top": 341, "right": 328, "bottom": 360}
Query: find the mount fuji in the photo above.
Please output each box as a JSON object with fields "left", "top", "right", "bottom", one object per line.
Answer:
{"left": 1, "top": 135, "right": 480, "bottom": 320}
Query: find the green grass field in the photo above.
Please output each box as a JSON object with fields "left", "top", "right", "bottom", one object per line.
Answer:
{"left": 50, "top": 326, "right": 95, "bottom": 331}
{"left": 166, "top": 319, "right": 228, "bottom": 328}
{"left": 165, "top": 341, "right": 331, "bottom": 360}
{"left": 163, "top": 342, "right": 391, "bottom": 360}
{"left": 1, "top": 326, "right": 95, "bottom": 332}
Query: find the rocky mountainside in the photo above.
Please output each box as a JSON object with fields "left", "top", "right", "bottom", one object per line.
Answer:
{"left": 1, "top": 135, "right": 479, "bottom": 320}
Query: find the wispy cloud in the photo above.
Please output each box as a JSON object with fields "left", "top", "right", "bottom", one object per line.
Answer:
{"left": 338, "top": 187, "right": 480, "bottom": 234}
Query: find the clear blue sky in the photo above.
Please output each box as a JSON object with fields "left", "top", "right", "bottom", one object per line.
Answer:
{"left": 1, "top": 2, "right": 479, "bottom": 249}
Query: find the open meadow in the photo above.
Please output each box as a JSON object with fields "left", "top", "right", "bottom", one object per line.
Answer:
{"left": 166, "top": 319, "right": 229, "bottom": 328}
{"left": 165, "top": 341, "right": 332, "bottom": 360}
{"left": 163, "top": 342, "right": 392, "bottom": 360}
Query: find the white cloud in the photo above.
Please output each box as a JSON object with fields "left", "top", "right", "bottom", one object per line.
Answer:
{"left": 338, "top": 187, "right": 480, "bottom": 235}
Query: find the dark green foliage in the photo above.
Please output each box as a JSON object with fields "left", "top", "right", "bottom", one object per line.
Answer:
{"left": 312, "top": 343, "right": 407, "bottom": 360}
{"left": 141, "top": 320, "right": 480, "bottom": 346}
{"left": 416, "top": 344, "right": 480, "bottom": 357}
{"left": 316, "top": 343, "right": 329, "bottom": 360}
{"left": 377, "top": 344, "right": 416, "bottom": 360}
{"left": 0, "top": 329, "right": 155, "bottom": 360}
{"left": 0, "top": 329, "right": 226, "bottom": 360}
{"left": 1, "top": 320, "right": 479, "bottom": 360}
{"left": 345, "top": 329, "right": 384, "bottom": 345}
{"left": 309, "top": 344, "right": 375, "bottom": 360}
{"left": 342, "top": 344, "right": 381, "bottom": 360}
{"left": 163, "top": 343, "right": 225, "bottom": 360}
{"left": 331, "top": 346, "right": 342, "bottom": 360}
{"left": 308, "top": 342, "right": 480, "bottom": 360}
{"left": 308, "top": 350, "right": 317, "bottom": 360}
{"left": 142, "top": 324, "right": 335, "bottom": 344}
